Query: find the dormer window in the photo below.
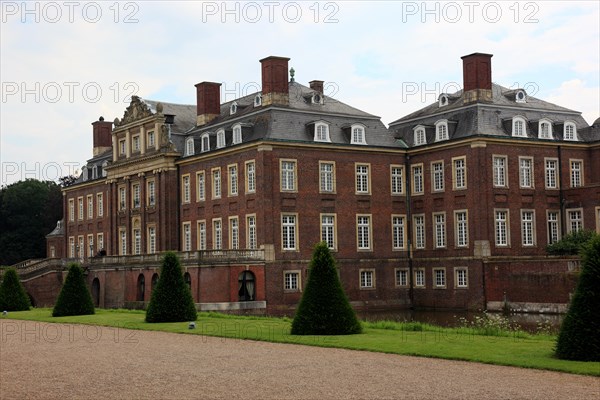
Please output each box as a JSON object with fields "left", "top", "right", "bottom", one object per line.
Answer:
{"left": 435, "top": 120, "right": 449, "bottom": 141}
{"left": 538, "top": 119, "right": 553, "bottom": 139}
{"left": 254, "top": 94, "right": 262, "bottom": 107}
{"left": 439, "top": 94, "right": 449, "bottom": 107}
{"left": 351, "top": 124, "right": 367, "bottom": 145}
{"left": 82, "top": 166, "right": 88, "bottom": 181}
{"left": 232, "top": 124, "right": 242, "bottom": 145}
{"left": 230, "top": 102, "right": 237, "bottom": 115}
{"left": 312, "top": 93, "right": 323, "bottom": 105}
{"left": 201, "top": 133, "right": 210, "bottom": 152}
{"left": 216, "top": 129, "right": 226, "bottom": 148}
{"left": 515, "top": 90, "right": 527, "bottom": 103}
{"left": 101, "top": 161, "right": 108, "bottom": 177}
{"left": 314, "top": 122, "right": 330, "bottom": 142}
{"left": 92, "top": 165, "right": 98, "bottom": 179}
{"left": 185, "top": 137, "right": 195, "bottom": 156}
{"left": 564, "top": 121, "right": 577, "bottom": 141}
{"left": 512, "top": 116, "right": 527, "bottom": 137}
{"left": 414, "top": 125, "right": 426, "bottom": 146}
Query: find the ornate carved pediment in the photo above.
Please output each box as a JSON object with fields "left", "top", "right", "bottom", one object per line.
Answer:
{"left": 116, "top": 96, "right": 154, "bottom": 126}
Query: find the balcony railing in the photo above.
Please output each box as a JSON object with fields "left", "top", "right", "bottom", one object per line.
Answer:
{"left": 88, "top": 249, "right": 266, "bottom": 266}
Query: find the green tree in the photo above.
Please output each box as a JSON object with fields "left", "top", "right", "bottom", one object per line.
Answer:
{"left": 0, "top": 268, "right": 31, "bottom": 311}
{"left": 555, "top": 235, "right": 600, "bottom": 361}
{"left": 547, "top": 230, "right": 597, "bottom": 255}
{"left": 291, "top": 242, "right": 362, "bottom": 335}
{"left": 52, "top": 263, "right": 95, "bottom": 317}
{"left": 0, "top": 179, "right": 63, "bottom": 265}
{"left": 146, "top": 252, "right": 197, "bottom": 323}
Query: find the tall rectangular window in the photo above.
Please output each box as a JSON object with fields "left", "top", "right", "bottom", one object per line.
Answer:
{"left": 567, "top": 209, "right": 583, "bottom": 233}
{"left": 120, "top": 230, "right": 127, "bottom": 255}
{"left": 147, "top": 131, "right": 155, "bottom": 148}
{"left": 521, "top": 210, "right": 535, "bottom": 246}
{"left": 147, "top": 180, "right": 155, "bottom": 206}
{"left": 281, "top": 214, "right": 297, "bottom": 250}
{"left": 284, "top": 271, "right": 300, "bottom": 291}
{"left": 545, "top": 159, "right": 558, "bottom": 189}
{"left": 412, "top": 164, "right": 424, "bottom": 194}
{"left": 182, "top": 223, "right": 191, "bottom": 251}
{"left": 432, "top": 161, "right": 444, "bottom": 192}
{"left": 434, "top": 213, "right": 446, "bottom": 248}
{"left": 119, "top": 187, "right": 126, "bottom": 210}
{"left": 229, "top": 217, "right": 239, "bottom": 250}
{"left": 434, "top": 268, "right": 446, "bottom": 288}
{"left": 97, "top": 193, "right": 103, "bottom": 217}
{"left": 319, "top": 162, "right": 335, "bottom": 193}
{"left": 519, "top": 157, "right": 534, "bottom": 188}
{"left": 414, "top": 269, "right": 425, "bottom": 287}
{"left": 132, "top": 183, "right": 141, "bottom": 208}
{"left": 356, "top": 215, "right": 372, "bottom": 250}
{"left": 455, "top": 268, "right": 468, "bottom": 288}
{"left": 87, "top": 234, "right": 94, "bottom": 257}
{"left": 392, "top": 215, "right": 406, "bottom": 250}
{"left": 360, "top": 270, "right": 374, "bottom": 289}
{"left": 147, "top": 226, "right": 156, "bottom": 254}
{"left": 69, "top": 199, "right": 75, "bottom": 222}
{"left": 78, "top": 197, "right": 84, "bottom": 220}
{"left": 245, "top": 161, "right": 256, "bottom": 194}
{"left": 455, "top": 210, "right": 468, "bottom": 247}
{"left": 453, "top": 157, "right": 466, "bottom": 190}
{"left": 181, "top": 175, "right": 190, "bottom": 204}
{"left": 547, "top": 211, "right": 560, "bottom": 244}
{"left": 97, "top": 233, "right": 104, "bottom": 253}
{"left": 212, "top": 168, "right": 221, "bottom": 199}
{"left": 280, "top": 160, "right": 297, "bottom": 191}
{"left": 493, "top": 156, "right": 507, "bottom": 187}
{"left": 196, "top": 171, "right": 205, "bottom": 201}
{"left": 87, "top": 195, "right": 93, "bottom": 219}
{"left": 495, "top": 210, "right": 509, "bottom": 246}
{"left": 390, "top": 165, "right": 404, "bottom": 195}
{"left": 133, "top": 228, "right": 141, "bottom": 255}
{"left": 132, "top": 135, "right": 140, "bottom": 152}
{"left": 414, "top": 215, "right": 425, "bottom": 249}
{"left": 213, "top": 219, "right": 222, "bottom": 250}
{"left": 395, "top": 269, "right": 408, "bottom": 287}
{"left": 355, "top": 164, "right": 370, "bottom": 194}
{"left": 197, "top": 221, "right": 206, "bottom": 251}
{"left": 321, "top": 214, "right": 336, "bottom": 250}
{"left": 69, "top": 237, "right": 75, "bottom": 258}
{"left": 570, "top": 160, "right": 583, "bottom": 188}
{"left": 246, "top": 215, "right": 257, "bottom": 249}
{"left": 228, "top": 164, "right": 238, "bottom": 196}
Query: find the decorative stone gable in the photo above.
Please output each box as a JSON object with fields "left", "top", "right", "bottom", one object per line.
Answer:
{"left": 116, "top": 96, "right": 154, "bottom": 126}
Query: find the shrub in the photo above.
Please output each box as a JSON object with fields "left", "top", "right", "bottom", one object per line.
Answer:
{"left": 547, "top": 230, "right": 597, "bottom": 255}
{"left": 52, "top": 263, "right": 95, "bottom": 317}
{"left": 555, "top": 235, "right": 600, "bottom": 361}
{"left": 145, "top": 252, "right": 197, "bottom": 323}
{"left": 0, "top": 268, "right": 31, "bottom": 311}
{"left": 291, "top": 242, "right": 362, "bottom": 335}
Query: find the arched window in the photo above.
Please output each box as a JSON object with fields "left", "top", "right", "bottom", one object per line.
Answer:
{"left": 82, "top": 166, "right": 88, "bottom": 181}
{"left": 216, "top": 129, "right": 226, "bottom": 148}
{"left": 184, "top": 272, "right": 191, "bottom": 290}
{"left": 232, "top": 124, "right": 242, "bottom": 145}
{"left": 439, "top": 94, "right": 449, "bottom": 107}
{"left": 230, "top": 102, "right": 237, "bottom": 115}
{"left": 91, "top": 278, "right": 100, "bottom": 307}
{"left": 515, "top": 90, "right": 527, "bottom": 103}
{"left": 538, "top": 119, "right": 553, "bottom": 139}
{"left": 564, "top": 122, "right": 577, "bottom": 141}
{"left": 512, "top": 116, "right": 527, "bottom": 137}
{"left": 151, "top": 273, "right": 159, "bottom": 292}
{"left": 351, "top": 124, "right": 366, "bottom": 145}
{"left": 185, "top": 138, "right": 194, "bottom": 156}
{"left": 201, "top": 133, "right": 210, "bottom": 152}
{"left": 314, "top": 122, "right": 330, "bottom": 142}
{"left": 254, "top": 94, "right": 262, "bottom": 107}
{"left": 137, "top": 274, "right": 145, "bottom": 302}
{"left": 435, "top": 120, "right": 449, "bottom": 141}
{"left": 413, "top": 125, "right": 426, "bottom": 146}
{"left": 238, "top": 271, "right": 255, "bottom": 301}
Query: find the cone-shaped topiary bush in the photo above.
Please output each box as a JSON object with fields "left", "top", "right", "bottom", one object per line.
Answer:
{"left": 555, "top": 234, "right": 600, "bottom": 361}
{"left": 0, "top": 268, "right": 31, "bottom": 311}
{"left": 291, "top": 242, "right": 362, "bottom": 335}
{"left": 52, "top": 263, "right": 95, "bottom": 317}
{"left": 145, "top": 252, "right": 197, "bottom": 323}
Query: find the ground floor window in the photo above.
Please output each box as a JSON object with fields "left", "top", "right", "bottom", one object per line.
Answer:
{"left": 455, "top": 268, "right": 468, "bottom": 288}
{"left": 284, "top": 271, "right": 300, "bottom": 292}
{"left": 433, "top": 268, "right": 446, "bottom": 288}
{"left": 238, "top": 271, "right": 255, "bottom": 301}
{"left": 395, "top": 268, "right": 408, "bottom": 287}
{"left": 360, "top": 269, "right": 375, "bottom": 289}
{"left": 414, "top": 269, "right": 425, "bottom": 288}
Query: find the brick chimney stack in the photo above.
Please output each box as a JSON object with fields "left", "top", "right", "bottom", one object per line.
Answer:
{"left": 260, "top": 56, "right": 290, "bottom": 106}
{"left": 195, "top": 81, "right": 222, "bottom": 126}
{"left": 92, "top": 117, "right": 112, "bottom": 156}
{"left": 461, "top": 52, "right": 493, "bottom": 104}
{"left": 309, "top": 80, "right": 324, "bottom": 94}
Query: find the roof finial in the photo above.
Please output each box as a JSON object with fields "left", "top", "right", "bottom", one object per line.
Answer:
{"left": 290, "top": 67, "right": 295, "bottom": 82}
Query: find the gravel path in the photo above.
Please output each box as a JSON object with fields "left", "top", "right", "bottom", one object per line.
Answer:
{"left": 1, "top": 320, "right": 598, "bottom": 399}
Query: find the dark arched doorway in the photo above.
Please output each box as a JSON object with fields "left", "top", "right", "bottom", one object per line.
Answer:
{"left": 151, "top": 273, "right": 159, "bottom": 292}
{"left": 184, "top": 272, "right": 191, "bottom": 290}
{"left": 91, "top": 278, "right": 100, "bottom": 307}
{"left": 137, "top": 274, "right": 145, "bottom": 301}
{"left": 238, "top": 271, "right": 255, "bottom": 301}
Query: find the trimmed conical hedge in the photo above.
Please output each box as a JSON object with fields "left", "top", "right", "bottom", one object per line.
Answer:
{"left": 52, "top": 263, "right": 95, "bottom": 317}
{"left": 555, "top": 234, "right": 600, "bottom": 361}
{"left": 0, "top": 268, "right": 31, "bottom": 311}
{"left": 291, "top": 242, "right": 362, "bottom": 335}
{"left": 145, "top": 252, "right": 197, "bottom": 323}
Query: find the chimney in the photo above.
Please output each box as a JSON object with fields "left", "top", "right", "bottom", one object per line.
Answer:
{"left": 309, "top": 80, "right": 324, "bottom": 94}
{"left": 195, "top": 81, "right": 221, "bottom": 126}
{"left": 461, "top": 52, "right": 493, "bottom": 103}
{"left": 92, "top": 116, "right": 112, "bottom": 156}
{"left": 260, "top": 56, "right": 290, "bottom": 106}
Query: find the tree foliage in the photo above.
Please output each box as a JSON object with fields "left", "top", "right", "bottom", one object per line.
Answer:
{"left": 0, "top": 268, "right": 31, "bottom": 311}
{"left": 555, "top": 235, "right": 600, "bottom": 361}
{"left": 0, "top": 179, "right": 63, "bottom": 265}
{"left": 547, "top": 230, "right": 598, "bottom": 255}
{"left": 291, "top": 242, "right": 362, "bottom": 335}
{"left": 52, "top": 263, "right": 95, "bottom": 317}
{"left": 145, "top": 252, "right": 197, "bottom": 323}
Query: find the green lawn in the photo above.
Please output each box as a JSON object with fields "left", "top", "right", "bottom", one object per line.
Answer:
{"left": 3, "top": 308, "right": 598, "bottom": 376}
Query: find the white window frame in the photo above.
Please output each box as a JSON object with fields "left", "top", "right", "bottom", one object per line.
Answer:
{"left": 147, "top": 130, "right": 155, "bottom": 148}
{"left": 118, "top": 187, "right": 126, "bottom": 210}
{"left": 538, "top": 119, "right": 553, "bottom": 139}
{"left": 281, "top": 213, "right": 298, "bottom": 251}
{"left": 356, "top": 214, "right": 372, "bottom": 251}
{"left": 182, "top": 222, "right": 192, "bottom": 252}
{"left": 433, "top": 212, "right": 446, "bottom": 249}
{"left": 564, "top": 121, "right": 577, "bottom": 141}
{"left": 360, "top": 269, "right": 375, "bottom": 289}
{"left": 355, "top": 163, "right": 371, "bottom": 194}
{"left": 414, "top": 214, "right": 425, "bottom": 249}
{"left": 495, "top": 209, "right": 510, "bottom": 247}
{"left": 392, "top": 215, "right": 406, "bottom": 250}
{"left": 412, "top": 164, "right": 424, "bottom": 195}
{"left": 185, "top": 138, "right": 194, "bottom": 156}
{"left": 566, "top": 208, "right": 583, "bottom": 233}
{"left": 228, "top": 164, "right": 238, "bottom": 197}
{"left": 232, "top": 124, "right": 242, "bottom": 145}
{"left": 181, "top": 175, "right": 191, "bottom": 204}
{"left": 320, "top": 213, "right": 337, "bottom": 251}
{"left": 245, "top": 160, "right": 256, "bottom": 194}
{"left": 351, "top": 123, "right": 367, "bottom": 145}
{"left": 454, "top": 267, "right": 468, "bottom": 288}
{"left": 452, "top": 156, "right": 467, "bottom": 190}
{"left": 413, "top": 125, "right": 426, "bottom": 146}
{"left": 395, "top": 268, "right": 409, "bottom": 287}
{"left": 570, "top": 159, "right": 583, "bottom": 188}
{"left": 197, "top": 220, "right": 206, "bottom": 251}
{"left": 435, "top": 120, "right": 449, "bottom": 141}
{"left": 512, "top": 116, "right": 527, "bottom": 137}
{"left": 201, "top": 133, "right": 210, "bottom": 152}
{"left": 229, "top": 216, "right": 239, "bottom": 250}
{"left": 547, "top": 210, "right": 560, "bottom": 245}
{"left": 390, "top": 165, "right": 404, "bottom": 195}
{"left": 493, "top": 155, "right": 508, "bottom": 188}
{"left": 133, "top": 228, "right": 142, "bottom": 255}
{"left": 284, "top": 271, "right": 301, "bottom": 292}
{"left": 212, "top": 218, "right": 222, "bottom": 250}
{"left": 68, "top": 199, "right": 75, "bottom": 222}
{"left": 230, "top": 101, "right": 237, "bottom": 115}
{"left": 132, "top": 183, "right": 141, "bottom": 209}
{"left": 196, "top": 171, "right": 205, "bottom": 202}
{"left": 519, "top": 156, "right": 534, "bottom": 189}
{"left": 544, "top": 158, "right": 559, "bottom": 189}
{"left": 280, "top": 159, "right": 297, "bottom": 192}
{"left": 87, "top": 195, "right": 93, "bottom": 219}
{"left": 431, "top": 160, "right": 444, "bottom": 192}
{"left": 96, "top": 193, "right": 103, "bottom": 217}
{"left": 147, "top": 226, "right": 156, "bottom": 254}
{"left": 78, "top": 197, "right": 84, "bottom": 220}
{"left": 521, "top": 210, "right": 536, "bottom": 247}
{"left": 414, "top": 269, "right": 425, "bottom": 288}
{"left": 433, "top": 268, "right": 446, "bottom": 288}
{"left": 212, "top": 168, "right": 221, "bottom": 199}
{"left": 246, "top": 214, "right": 257, "bottom": 250}
{"left": 319, "top": 161, "right": 336, "bottom": 193}
{"left": 216, "top": 129, "right": 226, "bottom": 149}
{"left": 97, "top": 232, "right": 104, "bottom": 253}
{"left": 314, "top": 122, "right": 331, "bottom": 142}
{"left": 454, "top": 210, "right": 468, "bottom": 248}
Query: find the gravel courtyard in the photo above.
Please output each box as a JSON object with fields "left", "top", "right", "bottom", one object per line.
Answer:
{"left": 1, "top": 320, "right": 598, "bottom": 399}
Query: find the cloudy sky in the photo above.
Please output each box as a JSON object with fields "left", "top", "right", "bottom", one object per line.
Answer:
{"left": 1, "top": 1, "right": 598, "bottom": 185}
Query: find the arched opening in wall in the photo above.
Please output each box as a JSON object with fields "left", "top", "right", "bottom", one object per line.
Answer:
{"left": 137, "top": 274, "right": 145, "bottom": 302}
{"left": 27, "top": 293, "right": 36, "bottom": 308}
{"left": 91, "top": 278, "right": 100, "bottom": 307}
{"left": 151, "top": 273, "right": 159, "bottom": 292}
{"left": 184, "top": 272, "right": 191, "bottom": 290}
{"left": 238, "top": 271, "right": 255, "bottom": 301}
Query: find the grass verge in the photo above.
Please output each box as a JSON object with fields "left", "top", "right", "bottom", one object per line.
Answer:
{"left": 2, "top": 308, "right": 598, "bottom": 376}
